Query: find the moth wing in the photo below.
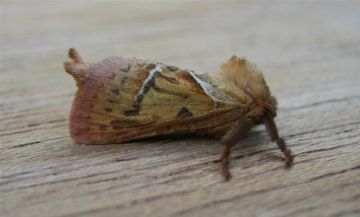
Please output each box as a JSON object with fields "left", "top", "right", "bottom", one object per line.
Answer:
{"left": 66, "top": 54, "right": 241, "bottom": 144}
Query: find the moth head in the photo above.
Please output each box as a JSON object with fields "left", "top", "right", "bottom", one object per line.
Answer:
{"left": 246, "top": 93, "right": 278, "bottom": 123}
{"left": 220, "top": 55, "right": 278, "bottom": 121}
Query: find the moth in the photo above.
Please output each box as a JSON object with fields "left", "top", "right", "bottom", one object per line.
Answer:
{"left": 64, "top": 48, "right": 294, "bottom": 180}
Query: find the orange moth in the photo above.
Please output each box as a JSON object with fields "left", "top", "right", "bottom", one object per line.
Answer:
{"left": 64, "top": 48, "right": 294, "bottom": 180}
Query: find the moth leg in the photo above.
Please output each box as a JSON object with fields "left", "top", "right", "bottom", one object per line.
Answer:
{"left": 263, "top": 113, "right": 294, "bottom": 167}
{"left": 221, "top": 119, "right": 255, "bottom": 181}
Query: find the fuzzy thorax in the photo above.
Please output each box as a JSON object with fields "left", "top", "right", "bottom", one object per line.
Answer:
{"left": 217, "top": 56, "right": 277, "bottom": 119}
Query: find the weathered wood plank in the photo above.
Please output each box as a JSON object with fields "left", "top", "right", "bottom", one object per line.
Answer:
{"left": 1, "top": 1, "right": 359, "bottom": 217}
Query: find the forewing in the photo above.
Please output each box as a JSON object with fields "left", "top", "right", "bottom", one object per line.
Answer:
{"left": 69, "top": 57, "right": 241, "bottom": 144}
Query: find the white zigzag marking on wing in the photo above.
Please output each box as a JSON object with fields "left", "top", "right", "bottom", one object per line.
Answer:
{"left": 187, "top": 70, "right": 217, "bottom": 103}
{"left": 134, "top": 64, "right": 163, "bottom": 103}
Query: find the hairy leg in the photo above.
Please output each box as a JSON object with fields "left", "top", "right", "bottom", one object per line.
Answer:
{"left": 221, "top": 118, "right": 255, "bottom": 181}
{"left": 263, "top": 112, "right": 294, "bottom": 167}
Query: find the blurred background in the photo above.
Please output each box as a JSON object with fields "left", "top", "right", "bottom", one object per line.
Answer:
{"left": 1, "top": 1, "right": 360, "bottom": 217}
{"left": 2, "top": 1, "right": 359, "bottom": 105}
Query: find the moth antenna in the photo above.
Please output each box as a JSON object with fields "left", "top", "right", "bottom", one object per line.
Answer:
{"left": 263, "top": 102, "right": 277, "bottom": 117}
{"left": 263, "top": 112, "right": 294, "bottom": 167}
{"left": 64, "top": 48, "right": 88, "bottom": 86}
{"left": 220, "top": 118, "right": 255, "bottom": 181}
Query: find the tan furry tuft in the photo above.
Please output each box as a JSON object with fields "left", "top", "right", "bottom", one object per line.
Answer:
{"left": 217, "top": 55, "right": 277, "bottom": 118}
{"left": 220, "top": 55, "right": 269, "bottom": 98}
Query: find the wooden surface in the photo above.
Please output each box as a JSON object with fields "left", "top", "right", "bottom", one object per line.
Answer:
{"left": 1, "top": 1, "right": 360, "bottom": 217}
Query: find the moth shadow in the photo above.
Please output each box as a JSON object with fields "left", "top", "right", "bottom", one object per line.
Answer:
{"left": 67, "top": 130, "right": 286, "bottom": 172}
{"left": 128, "top": 132, "right": 210, "bottom": 144}
{"left": 68, "top": 132, "right": 220, "bottom": 161}
{"left": 128, "top": 133, "right": 222, "bottom": 155}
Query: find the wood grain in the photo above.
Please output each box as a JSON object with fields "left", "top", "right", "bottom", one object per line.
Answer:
{"left": 1, "top": 1, "right": 359, "bottom": 217}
